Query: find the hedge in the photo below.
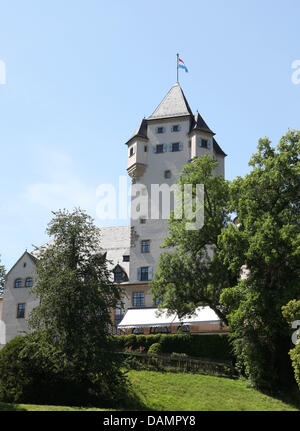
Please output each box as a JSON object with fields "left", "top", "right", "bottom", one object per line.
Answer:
{"left": 0, "top": 336, "right": 129, "bottom": 407}
{"left": 110, "top": 333, "right": 233, "bottom": 361}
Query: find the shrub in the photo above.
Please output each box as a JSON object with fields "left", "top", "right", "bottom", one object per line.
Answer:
{"left": 147, "top": 343, "right": 162, "bottom": 355}
{"left": 170, "top": 352, "right": 188, "bottom": 359}
{"left": 0, "top": 336, "right": 129, "bottom": 407}
{"left": 289, "top": 344, "right": 300, "bottom": 390}
{"left": 113, "top": 333, "right": 233, "bottom": 361}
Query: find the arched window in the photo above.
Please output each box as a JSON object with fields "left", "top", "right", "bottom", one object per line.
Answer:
{"left": 15, "top": 279, "right": 22, "bottom": 288}
{"left": 25, "top": 277, "right": 33, "bottom": 287}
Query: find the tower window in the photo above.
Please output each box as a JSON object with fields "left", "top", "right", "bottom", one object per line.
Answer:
{"left": 17, "top": 303, "right": 26, "bottom": 318}
{"left": 141, "top": 240, "right": 150, "bottom": 253}
{"left": 123, "top": 255, "right": 130, "bottom": 262}
{"left": 144, "top": 145, "right": 148, "bottom": 152}
{"left": 133, "top": 292, "right": 145, "bottom": 307}
{"left": 198, "top": 139, "right": 211, "bottom": 149}
{"left": 153, "top": 144, "right": 167, "bottom": 153}
{"left": 164, "top": 170, "right": 171, "bottom": 179}
{"left": 129, "top": 146, "right": 134, "bottom": 157}
{"left": 140, "top": 217, "right": 146, "bottom": 224}
{"left": 171, "top": 142, "right": 180, "bottom": 152}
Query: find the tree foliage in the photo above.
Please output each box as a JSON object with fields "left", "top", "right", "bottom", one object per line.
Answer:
{"left": 23, "top": 208, "right": 126, "bottom": 404}
{"left": 219, "top": 130, "right": 300, "bottom": 391}
{"left": 151, "top": 154, "right": 233, "bottom": 323}
{"left": 282, "top": 300, "right": 300, "bottom": 390}
{"left": 152, "top": 130, "right": 300, "bottom": 392}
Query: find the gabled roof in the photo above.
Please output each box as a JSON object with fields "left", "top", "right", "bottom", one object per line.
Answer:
{"left": 190, "top": 111, "right": 215, "bottom": 135}
{"left": 5, "top": 251, "right": 37, "bottom": 279}
{"left": 125, "top": 118, "right": 148, "bottom": 146}
{"left": 148, "top": 82, "right": 193, "bottom": 120}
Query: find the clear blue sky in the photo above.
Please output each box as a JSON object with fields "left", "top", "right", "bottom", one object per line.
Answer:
{"left": 0, "top": 0, "right": 299, "bottom": 270}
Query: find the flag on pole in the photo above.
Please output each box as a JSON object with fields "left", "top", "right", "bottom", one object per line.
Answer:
{"left": 178, "top": 57, "right": 188, "bottom": 73}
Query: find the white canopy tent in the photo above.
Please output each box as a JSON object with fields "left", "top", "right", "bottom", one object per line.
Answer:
{"left": 117, "top": 306, "right": 221, "bottom": 329}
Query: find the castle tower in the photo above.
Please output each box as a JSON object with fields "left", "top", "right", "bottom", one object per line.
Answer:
{"left": 124, "top": 83, "right": 227, "bottom": 313}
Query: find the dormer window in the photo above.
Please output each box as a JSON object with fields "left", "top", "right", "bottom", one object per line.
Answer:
{"left": 155, "top": 127, "right": 165, "bottom": 134}
{"left": 113, "top": 265, "right": 128, "bottom": 282}
{"left": 171, "top": 124, "right": 181, "bottom": 132}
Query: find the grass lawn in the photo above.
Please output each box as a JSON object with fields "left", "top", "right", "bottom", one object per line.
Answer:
{"left": 0, "top": 402, "right": 110, "bottom": 411}
{"left": 127, "top": 370, "right": 299, "bottom": 411}
{"left": 0, "top": 370, "right": 298, "bottom": 411}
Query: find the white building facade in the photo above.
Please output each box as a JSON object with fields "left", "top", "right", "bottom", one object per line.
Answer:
{"left": 0, "top": 83, "right": 227, "bottom": 347}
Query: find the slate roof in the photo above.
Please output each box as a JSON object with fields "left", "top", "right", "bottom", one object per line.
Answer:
{"left": 213, "top": 138, "right": 227, "bottom": 157}
{"left": 125, "top": 83, "right": 226, "bottom": 156}
{"left": 190, "top": 111, "right": 215, "bottom": 135}
{"left": 148, "top": 82, "right": 193, "bottom": 120}
{"left": 124, "top": 118, "right": 148, "bottom": 146}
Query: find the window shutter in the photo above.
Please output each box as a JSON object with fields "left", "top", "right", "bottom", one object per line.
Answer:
{"left": 179, "top": 142, "right": 183, "bottom": 151}
{"left": 197, "top": 138, "right": 202, "bottom": 147}
{"left": 148, "top": 267, "right": 153, "bottom": 280}
{"left": 207, "top": 141, "right": 211, "bottom": 149}
{"left": 163, "top": 144, "right": 167, "bottom": 152}
{"left": 155, "top": 127, "right": 158, "bottom": 133}
{"left": 168, "top": 143, "right": 172, "bottom": 152}
{"left": 178, "top": 125, "right": 182, "bottom": 131}
{"left": 153, "top": 146, "right": 157, "bottom": 153}
{"left": 137, "top": 268, "right": 141, "bottom": 281}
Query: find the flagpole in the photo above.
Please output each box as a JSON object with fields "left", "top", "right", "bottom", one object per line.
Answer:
{"left": 176, "top": 53, "right": 179, "bottom": 83}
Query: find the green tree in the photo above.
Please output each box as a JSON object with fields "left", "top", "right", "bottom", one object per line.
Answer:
{"left": 282, "top": 300, "right": 300, "bottom": 390}
{"left": 220, "top": 130, "right": 300, "bottom": 391}
{"left": 151, "top": 154, "right": 233, "bottom": 323}
{"left": 0, "top": 255, "right": 5, "bottom": 296}
{"left": 24, "top": 208, "right": 126, "bottom": 405}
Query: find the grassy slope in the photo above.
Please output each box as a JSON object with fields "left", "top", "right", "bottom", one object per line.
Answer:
{"left": 0, "top": 370, "right": 298, "bottom": 411}
{"left": 128, "top": 371, "right": 298, "bottom": 411}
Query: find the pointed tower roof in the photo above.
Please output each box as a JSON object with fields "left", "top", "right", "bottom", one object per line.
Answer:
{"left": 148, "top": 82, "right": 193, "bottom": 120}
{"left": 124, "top": 118, "right": 148, "bottom": 146}
{"left": 190, "top": 111, "right": 215, "bottom": 135}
